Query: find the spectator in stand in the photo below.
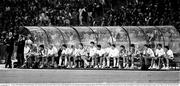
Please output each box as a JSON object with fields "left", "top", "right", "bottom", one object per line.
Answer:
{"left": 1, "top": 0, "right": 179, "bottom": 31}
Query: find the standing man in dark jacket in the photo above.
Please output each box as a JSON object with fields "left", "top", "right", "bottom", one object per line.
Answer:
{"left": 5, "top": 32, "right": 15, "bottom": 68}
{"left": 16, "top": 34, "right": 25, "bottom": 67}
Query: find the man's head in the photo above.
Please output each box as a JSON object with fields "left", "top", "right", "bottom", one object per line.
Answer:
{"left": 107, "top": 42, "right": 111, "bottom": 47}
{"left": 71, "top": 45, "right": 75, "bottom": 49}
{"left": 8, "top": 32, "right": 13, "bottom": 37}
{"left": 39, "top": 44, "right": 44, "bottom": 50}
{"left": 111, "top": 44, "right": 116, "bottom": 49}
{"left": 157, "top": 44, "right": 162, "bottom": 49}
{"left": 97, "top": 44, "right": 101, "bottom": 50}
{"left": 90, "top": 41, "right": 95, "bottom": 47}
{"left": 79, "top": 43, "right": 84, "bottom": 49}
{"left": 49, "top": 45, "right": 53, "bottom": 49}
{"left": 164, "top": 46, "right": 169, "bottom": 51}
{"left": 62, "top": 44, "right": 67, "bottom": 49}
{"left": 144, "top": 44, "right": 149, "bottom": 49}
{"left": 130, "top": 44, "right": 135, "bottom": 49}
{"left": 120, "top": 45, "right": 125, "bottom": 50}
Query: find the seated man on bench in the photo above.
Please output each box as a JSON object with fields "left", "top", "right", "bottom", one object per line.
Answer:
{"left": 47, "top": 44, "right": 58, "bottom": 67}
{"left": 94, "top": 44, "right": 105, "bottom": 68}
{"left": 107, "top": 44, "right": 119, "bottom": 68}
{"left": 164, "top": 46, "right": 174, "bottom": 69}
{"left": 142, "top": 44, "right": 155, "bottom": 69}
{"left": 58, "top": 44, "right": 68, "bottom": 67}
{"left": 77, "top": 43, "right": 88, "bottom": 68}
{"left": 155, "top": 44, "right": 166, "bottom": 69}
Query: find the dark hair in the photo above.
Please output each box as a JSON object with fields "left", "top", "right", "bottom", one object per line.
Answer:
{"left": 62, "top": 44, "right": 67, "bottom": 48}
{"left": 120, "top": 45, "right": 125, "bottom": 49}
{"left": 112, "top": 44, "right": 116, "bottom": 47}
{"left": 71, "top": 45, "right": 74, "bottom": 48}
{"left": 130, "top": 44, "right": 135, "bottom": 47}
{"left": 107, "top": 42, "right": 111, "bottom": 46}
{"left": 144, "top": 44, "right": 150, "bottom": 48}
{"left": 164, "top": 46, "right": 169, "bottom": 50}
{"left": 157, "top": 44, "right": 162, "bottom": 48}
{"left": 39, "top": 45, "right": 44, "bottom": 49}
{"left": 90, "top": 41, "right": 95, "bottom": 45}
{"left": 97, "top": 44, "right": 101, "bottom": 48}
{"left": 79, "top": 43, "right": 83, "bottom": 47}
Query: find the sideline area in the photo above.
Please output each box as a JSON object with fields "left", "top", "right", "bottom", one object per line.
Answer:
{"left": 0, "top": 64, "right": 179, "bottom": 83}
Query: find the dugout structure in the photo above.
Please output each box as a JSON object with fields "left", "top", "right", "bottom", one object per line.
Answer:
{"left": 23, "top": 26, "right": 180, "bottom": 52}
{"left": 0, "top": 26, "right": 180, "bottom": 62}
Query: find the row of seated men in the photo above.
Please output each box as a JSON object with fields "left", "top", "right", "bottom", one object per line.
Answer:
{"left": 22, "top": 42, "right": 174, "bottom": 70}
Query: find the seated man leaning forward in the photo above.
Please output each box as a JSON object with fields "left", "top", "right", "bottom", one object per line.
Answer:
{"left": 94, "top": 44, "right": 105, "bottom": 68}
{"left": 142, "top": 44, "right": 155, "bottom": 69}
{"left": 164, "top": 46, "right": 174, "bottom": 70}
{"left": 88, "top": 41, "right": 97, "bottom": 67}
{"left": 107, "top": 44, "right": 119, "bottom": 68}
{"left": 126, "top": 44, "right": 139, "bottom": 69}
{"left": 119, "top": 45, "right": 128, "bottom": 68}
{"left": 66, "top": 45, "right": 75, "bottom": 68}
{"left": 73, "top": 43, "right": 88, "bottom": 68}
{"left": 104, "top": 42, "right": 112, "bottom": 68}
{"left": 47, "top": 45, "right": 58, "bottom": 67}
{"left": 58, "top": 44, "right": 68, "bottom": 67}
{"left": 155, "top": 44, "right": 166, "bottom": 69}
{"left": 37, "top": 44, "right": 46, "bottom": 68}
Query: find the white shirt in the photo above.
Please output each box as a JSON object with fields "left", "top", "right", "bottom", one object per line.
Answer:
{"left": 25, "top": 39, "right": 33, "bottom": 44}
{"left": 61, "top": 48, "right": 68, "bottom": 55}
{"left": 72, "top": 48, "right": 78, "bottom": 56}
{"left": 24, "top": 46, "right": 30, "bottom": 54}
{"left": 89, "top": 47, "right": 97, "bottom": 57}
{"left": 96, "top": 49, "right": 105, "bottom": 56}
{"left": 143, "top": 48, "right": 155, "bottom": 57}
{"left": 155, "top": 48, "right": 165, "bottom": 57}
{"left": 78, "top": 48, "right": 87, "bottom": 56}
{"left": 79, "top": 8, "right": 85, "bottom": 17}
{"left": 119, "top": 49, "right": 127, "bottom": 57}
{"left": 66, "top": 48, "right": 74, "bottom": 55}
{"left": 104, "top": 47, "right": 112, "bottom": 54}
{"left": 166, "top": 49, "right": 174, "bottom": 58}
{"left": 48, "top": 47, "right": 58, "bottom": 55}
{"left": 109, "top": 48, "right": 119, "bottom": 57}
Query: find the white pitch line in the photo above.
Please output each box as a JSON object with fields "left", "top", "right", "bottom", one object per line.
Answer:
{"left": 0, "top": 68, "right": 179, "bottom": 73}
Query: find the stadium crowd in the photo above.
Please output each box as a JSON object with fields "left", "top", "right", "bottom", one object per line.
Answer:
{"left": 1, "top": 0, "right": 180, "bottom": 31}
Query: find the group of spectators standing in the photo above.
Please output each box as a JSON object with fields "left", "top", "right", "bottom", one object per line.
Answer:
{"left": 1, "top": 0, "right": 180, "bottom": 31}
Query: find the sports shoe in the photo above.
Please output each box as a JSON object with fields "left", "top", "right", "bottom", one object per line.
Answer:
{"left": 148, "top": 66, "right": 152, "bottom": 69}
{"left": 165, "top": 67, "right": 170, "bottom": 70}
{"left": 130, "top": 66, "right": 134, "bottom": 69}
{"left": 72, "top": 65, "right": 76, "bottom": 68}
{"left": 124, "top": 65, "right": 129, "bottom": 69}
{"left": 152, "top": 64, "right": 156, "bottom": 69}
{"left": 161, "top": 66, "right": 166, "bottom": 70}
{"left": 101, "top": 66, "right": 105, "bottom": 69}
{"left": 67, "top": 65, "right": 71, "bottom": 68}
{"left": 39, "top": 65, "right": 44, "bottom": 69}
{"left": 94, "top": 65, "right": 98, "bottom": 68}
{"left": 156, "top": 66, "right": 160, "bottom": 69}
{"left": 118, "top": 65, "right": 122, "bottom": 69}
{"left": 123, "top": 63, "right": 126, "bottom": 67}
